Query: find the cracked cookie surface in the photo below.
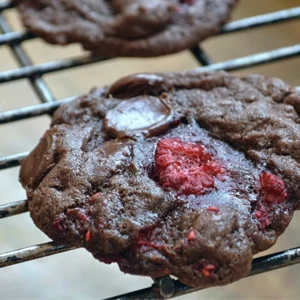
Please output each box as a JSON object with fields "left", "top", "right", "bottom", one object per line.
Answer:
{"left": 20, "top": 71, "right": 300, "bottom": 287}
{"left": 13, "top": 0, "right": 238, "bottom": 57}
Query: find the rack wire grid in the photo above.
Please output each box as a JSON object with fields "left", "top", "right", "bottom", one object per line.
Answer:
{"left": 0, "top": 1, "right": 300, "bottom": 299}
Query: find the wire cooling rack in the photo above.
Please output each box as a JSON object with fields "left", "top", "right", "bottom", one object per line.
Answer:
{"left": 0, "top": 1, "right": 300, "bottom": 299}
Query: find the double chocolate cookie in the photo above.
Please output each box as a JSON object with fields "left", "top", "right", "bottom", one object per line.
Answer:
{"left": 20, "top": 71, "right": 300, "bottom": 288}
{"left": 13, "top": 0, "right": 238, "bottom": 57}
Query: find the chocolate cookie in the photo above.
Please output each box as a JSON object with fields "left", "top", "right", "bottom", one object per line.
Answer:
{"left": 20, "top": 71, "right": 300, "bottom": 288}
{"left": 13, "top": 0, "right": 238, "bottom": 57}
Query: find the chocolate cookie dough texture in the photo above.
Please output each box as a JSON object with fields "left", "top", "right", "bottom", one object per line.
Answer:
{"left": 20, "top": 71, "right": 300, "bottom": 287}
{"left": 13, "top": 0, "right": 238, "bottom": 57}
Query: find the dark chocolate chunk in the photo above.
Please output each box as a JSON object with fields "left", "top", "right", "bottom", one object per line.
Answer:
{"left": 107, "top": 74, "right": 167, "bottom": 98}
{"left": 104, "top": 96, "right": 174, "bottom": 138}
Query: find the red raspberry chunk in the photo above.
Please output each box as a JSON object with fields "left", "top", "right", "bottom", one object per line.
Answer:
{"left": 52, "top": 217, "right": 63, "bottom": 231}
{"left": 253, "top": 203, "right": 272, "bottom": 230}
{"left": 155, "top": 138, "right": 225, "bottom": 196}
{"left": 187, "top": 230, "right": 196, "bottom": 241}
{"left": 254, "top": 172, "right": 288, "bottom": 230}
{"left": 260, "top": 172, "right": 287, "bottom": 204}
{"left": 201, "top": 264, "right": 216, "bottom": 277}
{"left": 85, "top": 230, "right": 91, "bottom": 242}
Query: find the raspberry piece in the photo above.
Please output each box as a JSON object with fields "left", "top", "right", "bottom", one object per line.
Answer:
{"left": 201, "top": 268, "right": 210, "bottom": 277}
{"left": 253, "top": 172, "right": 287, "bottom": 230}
{"left": 66, "top": 208, "right": 89, "bottom": 223}
{"left": 201, "top": 264, "right": 216, "bottom": 277}
{"left": 204, "top": 264, "right": 216, "bottom": 271}
{"left": 155, "top": 138, "right": 225, "bottom": 196}
{"left": 85, "top": 230, "right": 91, "bottom": 242}
{"left": 201, "top": 263, "right": 216, "bottom": 277}
{"left": 207, "top": 206, "right": 219, "bottom": 213}
{"left": 137, "top": 240, "right": 162, "bottom": 250}
{"left": 89, "top": 192, "right": 100, "bottom": 204}
{"left": 136, "top": 226, "right": 163, "bottom": 250}
{"left": 253, "top": 203, "right": 272, "bottom": 230}
{"left": 52, "top": 217, "right": 64, "bottom": 231}
{"left": 187, "top": 230, "right": 196, "bottom": 241}
{"left": 260, "top": 172, "right": 287, "bottom": 204}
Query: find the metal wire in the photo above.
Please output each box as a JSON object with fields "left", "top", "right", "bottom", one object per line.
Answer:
{"left": 221, "top": 7, "right": 300, "bottom": 33}
{"left": 0, "top": 44, "right": 299, "bottom": 127}
{"left": 0, "top": 2, "right": 300, "bottom": 299}
{"left": 0, "top": 55, "right": 108, "bottom": 83}
{"left": 105, "top": 247, "right": 300, "bottom": 300}
{"left": 0, "top": 16, "right": 55, "bottom": 103}
{"left": 0, "top": 7, "right": 299, "bottom": 84}
{"left": 0, "top": 151, "right": 28, "bottom": 170}
{"left": 0, "top": 239, "right": 299, "bottom": 298}
{"left": 0, "top": 30, "right": 34, "bottom": 46}
{"left": 0, "top": 1, "right": 13, "bottom": 11}
{"left": 0, "top": 199, "right": 28, "bottom": 218}
{"left": 0, "top": 241, "right": 76, "bottom": 268}
{"left": 0, "top": 43, "right": 298, "bottom": 173}
{"left": 190, "top": 46, "right": 214, "bottom": 65}
{"left": 198, "top": 44, "right": 300, "bottom": 72}
{"left": 0, "top": 97, "right": 74, "bottom": 126}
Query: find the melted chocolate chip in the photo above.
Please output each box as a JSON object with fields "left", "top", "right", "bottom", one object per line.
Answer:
{"left": 104, "top": 96, "right": 173, "bottom": 138}
{"left": 19, "top": 132, "right": 56, "bottom": 188}
{"left": 93, "top": 141, "right": 132, "bottom": 181}
{"left": 100, "top": 141, "right": 130, "bottom": 157}
{"left": 107, "top": 73, "right": 169, "bottom": 98}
